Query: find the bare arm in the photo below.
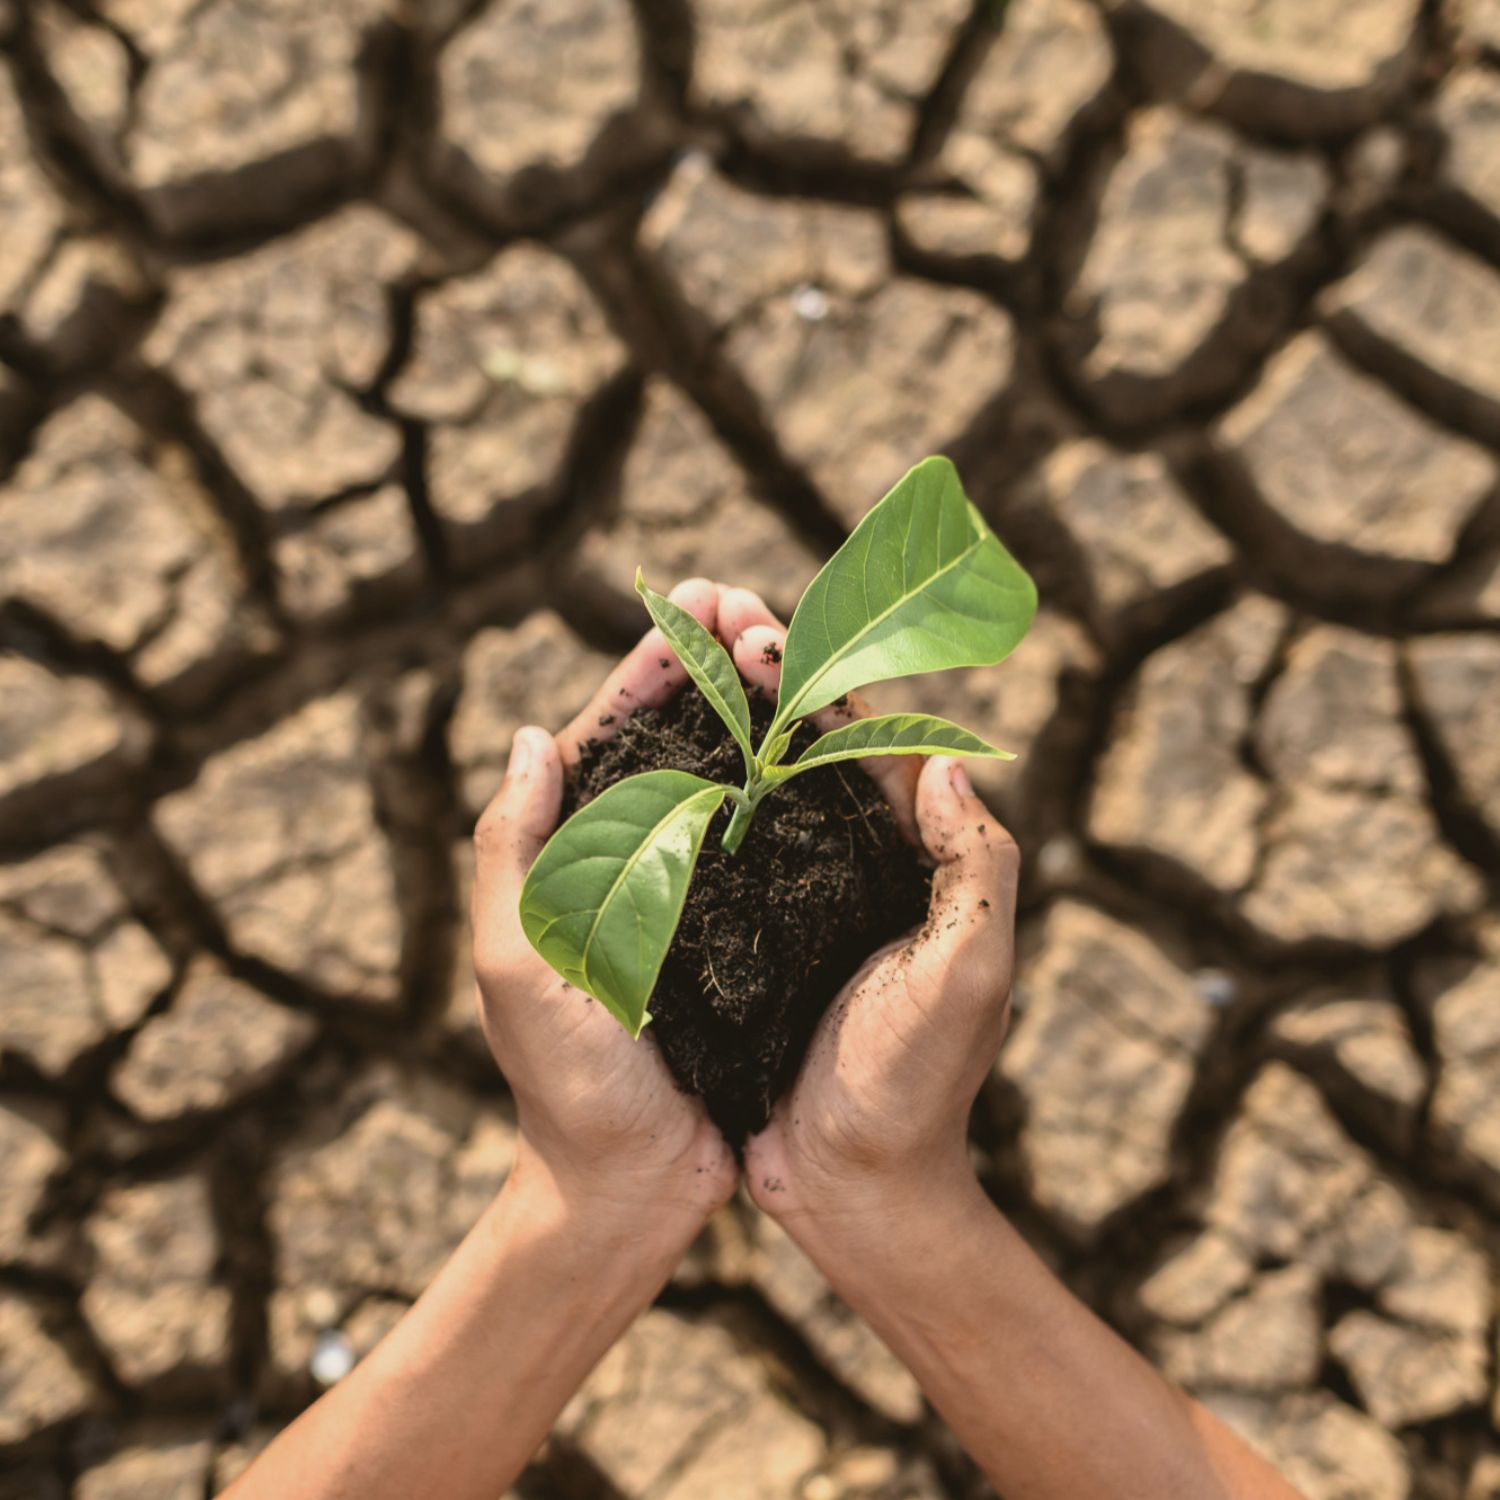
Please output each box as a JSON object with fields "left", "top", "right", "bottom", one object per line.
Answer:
{"left": 224, "top": 1157, "right": 707, "bottom": 1500}
{"left": 227, "top": 581, "right": 740, "bottom": 1500}
{"left": 716, "top": 589, "right": 1304, "bottom": 1500}
{"left": 786, "top": 1170, "right": 1296, "bottom": 1500}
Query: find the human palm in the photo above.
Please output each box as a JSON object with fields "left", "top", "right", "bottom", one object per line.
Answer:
{"left": 709, "top": 590, "right": 1020, "bottom": 1221}
{"left": 473, "top": 578, "right": 1017, "bottom": 1224}
{"left": 470, "top": 578, "right": 739, "bottom": 1218}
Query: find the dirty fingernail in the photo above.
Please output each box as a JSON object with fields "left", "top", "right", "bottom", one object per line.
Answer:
{"left": 950, "top": 762, "right": 974, "bottom": 798}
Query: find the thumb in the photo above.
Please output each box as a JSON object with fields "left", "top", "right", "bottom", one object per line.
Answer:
{"left": 903, "top": 757, "right": 1019, "bottom": 1038}
{"left": 917, "top": 756, "right": 1019, "bottom": 921}
{"left": 473, "top": 726, "right": 564, "bottom": 906}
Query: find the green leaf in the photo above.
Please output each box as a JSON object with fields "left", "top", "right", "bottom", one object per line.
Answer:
{"left": 773, "top": 713, "right": 1014, "bottom": 781}
{"left": 761, "top": 728, "right": 795, "bottom": 769}
{"left": 519, "top": 770, "right": 730, "bottom": 1036}
{"left": 637, "top": 571, "right": 754, "bottom": 778}
{"left": 772, "top": 457, "right": 1037, "bottom": 735}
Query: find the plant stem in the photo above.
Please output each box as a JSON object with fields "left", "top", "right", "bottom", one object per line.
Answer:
{"left": 720, "top": 775, "right": 766, "bottom": 854}
{"left": 721, "top": 799, "right": 755, "bottom": 855}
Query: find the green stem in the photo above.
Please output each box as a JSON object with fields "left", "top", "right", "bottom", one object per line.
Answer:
{"left": 721, "top": 799, "right": 755, "bottom": 855}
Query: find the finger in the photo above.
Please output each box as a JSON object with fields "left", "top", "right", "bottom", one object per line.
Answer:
{"left": 472, "top": 726, "right": 564, "bottom": 969}
{"left": 916, "top": 755, "right": 1019, "bottom": 925}
{"left": 717, "top": 585, "right": 783, "bottom": 645}
{"left": 556, "top": 577, "right": 719, "bottom": 766}
{"left": 903, "top": 757, "right": 1019, "bottom": 1041}
{"left": 731, "top": 622, "right": 786, "bottom": 702}
{"left": 870, "top": 758, "right": 1018, "bottom": 1070}
{"left": 732, "top": 623, "right": 921, "bottom": 842}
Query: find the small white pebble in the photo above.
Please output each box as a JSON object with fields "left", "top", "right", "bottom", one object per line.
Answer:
{"left": 309, "top": 1330, "right": 356, "bottom": 1387}
{"left": 791, "top": 284, "right": 829, "bottom": 322}
{"left": 1193, "top": 968, "right": 1238, "bottom": 1008}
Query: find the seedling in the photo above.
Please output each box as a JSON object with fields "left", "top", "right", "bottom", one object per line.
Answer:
{"left": 519, "top": 457, "right": 1037, "bottom": 1036}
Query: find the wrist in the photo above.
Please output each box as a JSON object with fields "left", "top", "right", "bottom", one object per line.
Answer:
{"left": 749, "top": 1090, "right": 987, "bottom": 1230}
{"left": 505, "top": 1136, "right": 724, "bottom": 1262}
{"left": 765, "top": 1141, "right": 990, "bottom": 1271}
{"left": 776, "top": 1169, "right": 1013, "bottom": 1421}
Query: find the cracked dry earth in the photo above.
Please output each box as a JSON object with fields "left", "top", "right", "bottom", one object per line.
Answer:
{"left": 1, "top": 0, "right": 1499, "bottom": 1495}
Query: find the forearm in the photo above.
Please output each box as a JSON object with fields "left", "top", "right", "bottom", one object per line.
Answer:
{"left": 227, "top": 1150, "right": 699, "bottom": 1500}
{"left": 784, "top": 1168, "right": 1301, "bottom": 1500}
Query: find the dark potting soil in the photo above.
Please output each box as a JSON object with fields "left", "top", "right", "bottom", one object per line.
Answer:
{"left": 565, "top": 687, "right": 932, "bottom": 1147}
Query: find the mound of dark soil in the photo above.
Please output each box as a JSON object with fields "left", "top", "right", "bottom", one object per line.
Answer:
{"left": 566, "top": 688, "right": 932, "bottom": 1147}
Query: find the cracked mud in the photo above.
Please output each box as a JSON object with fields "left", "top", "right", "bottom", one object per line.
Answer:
{"left": 1, "top": 0, "right": 1498, "bottom": 1495}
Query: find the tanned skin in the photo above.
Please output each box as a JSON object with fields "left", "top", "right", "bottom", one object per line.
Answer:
{"left": 227, "top": 580, "right": 1303, "bottom": 1500}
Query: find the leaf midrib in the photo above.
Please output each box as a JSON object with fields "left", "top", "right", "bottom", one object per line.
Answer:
{"left": 577, "top": 782, "right": 723, "bottom": 988}
{"left": 778, "top": 523, "right": 987, "bottom": 731}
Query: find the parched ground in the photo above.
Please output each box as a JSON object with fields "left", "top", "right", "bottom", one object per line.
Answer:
{"left": 1, "top": 0, "right": 1499, "bottom": 1496}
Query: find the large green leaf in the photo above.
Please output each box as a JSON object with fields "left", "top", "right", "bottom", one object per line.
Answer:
{"left": 770, "top": 713, "right": 1014, "bottom": 782}
{"left": 771, "top": 457, "right": 1037, "bottom": 736}
{"left": 637, "top": 571, "right": 754, "bottom": 777}
{"left": 519, "top": 770, "right": 730, "bottom": 1036}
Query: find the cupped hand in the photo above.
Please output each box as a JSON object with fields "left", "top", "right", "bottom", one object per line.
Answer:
{"left": 470, "top": 579, "right": 738, "bottom": 1231}
{"left": 714, "top": 588, "right": 1020, "bottom": 1234}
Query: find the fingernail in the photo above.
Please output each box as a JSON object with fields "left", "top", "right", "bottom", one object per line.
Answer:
{"left": 950, "top": 762, "right": 973, "bottom": 798}
{"left": 508, "top": 730, "right": 534, "bottom": 779}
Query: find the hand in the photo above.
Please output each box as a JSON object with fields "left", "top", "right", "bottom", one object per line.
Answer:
{"left": 713, "top": 589, "right": 1020, "bottom": 1235}
{"left": 470, "top": 579, "right": 738, "bottom": 1234}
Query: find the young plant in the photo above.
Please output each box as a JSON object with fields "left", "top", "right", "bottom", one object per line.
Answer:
{"left": 519, "top": 456, "right": 1038, "bottom": 1036}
